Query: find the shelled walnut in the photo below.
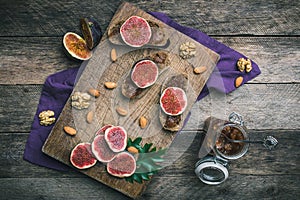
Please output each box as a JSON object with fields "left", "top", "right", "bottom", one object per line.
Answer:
{"left": 179, "top": 42, "right": 197, "bottom": 59}
{"left": 71, "top": 92, "right": 91, "bottom": 109}
{"left": 39, "top": 110, "right": 56, "bottom": 126}
{"left": 237, "top": 58, "right": 252, "bottom": 73}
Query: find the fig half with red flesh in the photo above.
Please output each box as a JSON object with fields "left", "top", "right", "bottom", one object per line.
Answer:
{"left": 63, "top": 32, "right": 92, "bottom": 60}
{"left": 120, "top": 16, "right": 152, "bottom": 47}
{"left": 104, "top": 126, "right": 127, "bottom": 153}
{"left": 160, "top": 87, "right": 187, "bottom": 116}
{"left": 70, "top": 142, "right": 97, "bottom": 169}
{"left": 131, "top": 59, "right": 158, "bottom": 88}
{"left": 91, "top": 135, "right": 116, "bottom": 163}
{"left": 107, "top": 151, "right": 136, "bottom": 178}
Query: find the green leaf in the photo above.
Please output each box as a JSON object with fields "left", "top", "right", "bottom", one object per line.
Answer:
{"left": 143, "top": 143, "right": 153, "bottom": 152}
{"left": 127, "top": 138, "right": 133, "bottom": 146}
{"left": 125, "top": 176, "right": 134, "bottom": 183}
{"left": 133, "top": 137, "right": 142, "bottom": 145}
{"left": 150, "top": 147, "right": 157, "bottom": 152}
{"left": 133, "top": 173, "right": 142, "bottom": 184}
{"left": 141, "top": 173, "right": 150, "bottom": 181}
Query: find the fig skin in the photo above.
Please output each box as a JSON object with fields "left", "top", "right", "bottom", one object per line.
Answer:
{"left": 80, "top": 17, "right": 102, "bottom": 50}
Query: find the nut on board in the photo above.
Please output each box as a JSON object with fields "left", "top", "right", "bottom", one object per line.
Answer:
{"left": 179, "top": 42, "right": 197, "bottom": 59}
{"left": 139, "top": 116, "right": 148, "bottom": 129}
{"left": 194, "top": 66, "right": 207, "bottom": 74}
{"left": 88, "top": 88, "right": 100, "bottom": 98}
{"left": 104, "top": 82, "right": 117, "bottom": 89}
{"left": 71, "top": 92, "right": 91, "bottom": 109}
{"left": 64, "top": 126, "right": 77, "bottom": 136}
{"left": 111, "top": 48, "right": 117, "bottom": 62}
{"left": 116, "top": 106, "right": 128, "bottom": 116}
{"left": 39, "top": 110, "right": 56, "bottom": 126}
{"left": 86, "top": 111, "right": 94, "bottom": 124}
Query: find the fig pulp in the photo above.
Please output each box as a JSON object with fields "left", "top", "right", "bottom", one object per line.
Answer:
{"left": 120, "top": 16, "right": 152, "bottom": 47}
{"left": 70, "top": 143, "right": 97, "bottom": 169}
{"left": 131, "top": 59, "right": 158, "bottom": 88}
{"left": 63, "top": 32, "right": 92, "bottom": 60}
{"left": 104, "top": 126, "right": 127, "bottom": 152}
{"left": 160, "top": 87, "right": 187, "bottom": 116}
{"left": 91, "top": 135, "right": 116, "bottom": 163}
{"left": 107, "top": 152, "right": 136, "bottom": 178}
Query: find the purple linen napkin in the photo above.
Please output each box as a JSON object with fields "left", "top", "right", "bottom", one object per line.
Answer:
{"left": 23, "top": 12, "right": 260, "bottom": 171}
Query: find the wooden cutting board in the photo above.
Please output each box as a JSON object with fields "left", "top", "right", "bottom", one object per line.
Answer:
{"left": 42, "top": 2, "right": 220, "bottom": 199}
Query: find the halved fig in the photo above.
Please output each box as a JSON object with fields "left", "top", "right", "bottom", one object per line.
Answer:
{"left": 107, "top": 152, "right": 136, "bottom": 178}
{"left": 91, "top": 135, "right": 116, "bottom": 163}
{"left": 120, "top": 16, "right": 152, "bottom": 47}
{"left": 63, "top": 32, "right": 92, "bottom": 60}
{"left": 80, "top": 17, "right": 102, "bottom": 50}
{"left": 104, "top": 126, "right": 127, "bottom": 152}
{"left": 70, "top": 142, "right": 97, "bottom": 169}
{"left": 131, "top": 60, "right": 158, "bottom": 88}
{"left": 95, "top": 124, "right": 113, "bottom": 136}
{"left": 159, "top": 74, "right": 189, "bottom": 131}
{"left": 160, "top": 87, "right": 187, "bottom": 116}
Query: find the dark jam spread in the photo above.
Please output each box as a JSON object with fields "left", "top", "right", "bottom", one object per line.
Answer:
{"left": 216, "top": 125, "right": 245, "bottom": 156}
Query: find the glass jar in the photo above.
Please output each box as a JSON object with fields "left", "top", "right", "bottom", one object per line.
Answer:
{"left": 195, "top": 112, "right": 249, "bottom": 185}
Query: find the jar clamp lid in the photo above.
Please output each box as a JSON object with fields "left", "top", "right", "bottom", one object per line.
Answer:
{"left": 195, "top": 155, "right": 229, "bottom": 185}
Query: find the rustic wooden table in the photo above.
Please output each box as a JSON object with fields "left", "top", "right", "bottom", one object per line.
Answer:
{"left": 0, "top": 0, "right": 299, "bottom": 199}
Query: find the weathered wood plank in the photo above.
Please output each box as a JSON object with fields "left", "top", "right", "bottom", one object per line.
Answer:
{"left": 0, "top": 37, "right": 299, "bottom": 84}
{"left": 0, "top": 83, "right": 299, "bottom": 133}
{"left": 0, "top": 0, "right": 299, "bottom": 36}
{"left": 187, "top": 83, "right": 300, "bottom": 130}
{"left": 0, "top": 130, "right": 299, "bottom": 199}
{"left": 1, "top": 130, "right": 298, "bottom": 178}
{"left": 0, "top": 175, "right": 298, "bottom": 200}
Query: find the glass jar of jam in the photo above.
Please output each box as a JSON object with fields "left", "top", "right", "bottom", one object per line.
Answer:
{"left": 195, "top": 112, "right": 249, "bottom": 185}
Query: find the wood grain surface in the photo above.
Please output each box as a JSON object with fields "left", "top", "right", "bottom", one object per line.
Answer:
{"left": 0, "top": 0, "right": 299, "bottom": 199}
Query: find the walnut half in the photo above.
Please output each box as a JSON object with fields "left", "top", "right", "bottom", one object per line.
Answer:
{"left": 39, "top": 110, "right": 56, "bottom": 126}
{"left": 179, "top": 42, "right": 197, "bottom": 59}
{"left": 71, "top": 92, "right": 91, "bottom": 109}
{"left": 237, "top": 58, "right": 252, "bottom": 73}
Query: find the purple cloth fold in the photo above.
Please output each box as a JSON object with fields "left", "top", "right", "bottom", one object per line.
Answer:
{"left": 23, "top": 12, "right": 260, "bottom": 171}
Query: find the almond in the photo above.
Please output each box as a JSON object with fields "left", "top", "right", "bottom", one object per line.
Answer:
{"left": 111, "top": 48, "right": 117, "bottom": 62}
{"left": 116, "top": 106, "right": 128, "bottom": 116}
{"left": 86, "top": 111, "right": 93, "bottom": 124}
{"left": 104, "top": 82, "right": 117, "bottom": 89}
{"left": 88, "top": 88, "right": 100, "bottom": 98}
{"left": 64, "top": 126, "right": 77, "bottom": 136}
{"left": 194, "top": 66, "right": 207, "bottom": 74}
{"left": 139, "top": 116, "right": 147, "bottom": 129}
{"left": 127, "top": 146, "right": 139, "bottom": 154}
{"left": 235, "top": 76, "right": 243, "bottom": 88}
